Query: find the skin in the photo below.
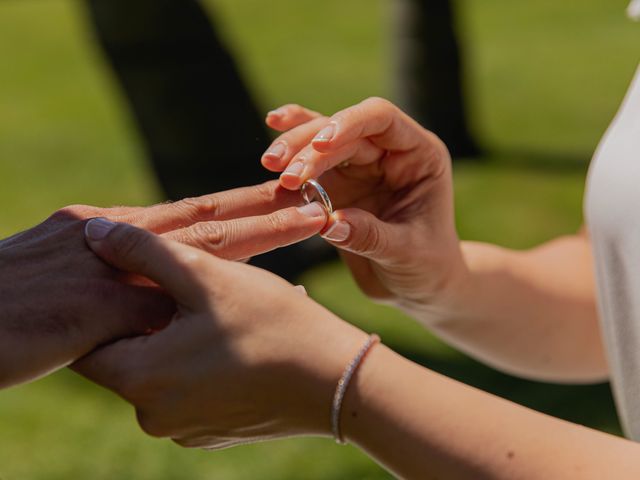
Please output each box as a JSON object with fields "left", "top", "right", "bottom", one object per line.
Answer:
{"left": 0, "top": 181, "right": 328, "bottom": 389}
{"left": 263, "top": 100, "right": 605, "bottom": 383}
{"left": 75, "top": 220, "right": 640, "bottom": 480}
{"left": 69, "top": 98, "right": 628, "bottom": 478}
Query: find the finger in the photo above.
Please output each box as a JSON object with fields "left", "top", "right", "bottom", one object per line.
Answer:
{"left": 278, "top": 139, "right": 385, "bottom": 191}
{"left": 104, "top": 206, "right": 146, "bottom": 217}
{"left": 72, "top": 334, "right": 151, "bottom": 400}
{"left": 293, "top": 285, "right": 308, "bottom": 296}
{"left": 261, "top": 117, "right": 329, "bottom": 172}
{"left": 163, "top": 202, "right": 327, "bottom": 260}
{"left": 85, "top": 218, "right": 210, "bottom": 307}
{"left": 310, "top": 97, "right": 431, "bottom": 154}
{"left": 265, "top": 104, "right": 324, "bottom": 131}
{"left": 320, "top": 208, "right": 404, "bottom": 263}
{"left": 116, "top": 181, "right": 301, "bottom": 234}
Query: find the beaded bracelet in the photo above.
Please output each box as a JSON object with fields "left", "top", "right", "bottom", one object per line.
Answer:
{"left": 331, "top": 334, "right": 381, "bottom": 444}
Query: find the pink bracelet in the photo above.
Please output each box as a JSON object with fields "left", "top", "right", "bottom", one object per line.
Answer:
{"left": 331, "top": 334, "right": 381, "bottom": 444}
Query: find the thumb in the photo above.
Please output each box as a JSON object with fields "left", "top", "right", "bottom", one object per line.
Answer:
{"left": 84, "top": 218, "right": 207, "bottom": 308}
{"left": 320, "top": 208, "right": 401, "bottom": 262}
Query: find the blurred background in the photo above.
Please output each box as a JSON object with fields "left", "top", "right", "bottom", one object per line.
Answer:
{"left": 1, "top": 0, "right": 639, "bottom": 478}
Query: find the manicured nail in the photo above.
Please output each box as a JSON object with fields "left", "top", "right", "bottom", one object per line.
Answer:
{"left": 267, "top": 108, "right": 285, "bottom": 118}
{"left": 322, "top": 220, "right": 350, "bottom": 242}
{"left": 297, "top": 201, "right": 327, "bottom": 218}
{"left": 264, "top": 142, "right": 286, "bottom": 160}
{"left": 313, "top": 124, "right": 335, "bottom": 143}
{"left": 85, "top": 218, "right": 117, "bottom": 241}
{"left": 294, "top": 285, "right": 308, "bottom": 296}
{"left": 281, "top": 161, "right": 305, "bottom": 179}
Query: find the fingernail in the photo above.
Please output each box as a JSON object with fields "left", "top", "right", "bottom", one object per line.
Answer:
{"left": 297, "top": 202, "right": 327, "bottom": 218}
{"left": 267, "top": 108, "right": 285, "bottom": 118}
{"left": 85, "top": 218, "right": 117, "bottom": 241}
{"left": 281, "top": 161, "right": 305, "bottom": 179}
{"left": 264, "top": 142, "right": 286, "bottom": 160}
{"left": 313, "top": 124, "right": 335, "bottom": 143}
{"left": 294, "top": 285, "right": 308, "bottom": 296}
{"left": 322, "top": 220, "right": 350, "bottom": 242}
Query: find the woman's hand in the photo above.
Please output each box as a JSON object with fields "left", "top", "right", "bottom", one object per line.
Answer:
{"left": 74, "top": 220, "right": 367, "bottom": 449}
{"left": 0, "top": 181, "right": 328, "bottom": 389}
{"left": 72, "top": 225, "right": 636, "bottom": 480}
{"left": 262, "top": 99, "right": 466, "bottom": 312}
{"left": 264, "top": 102, "right": 607, "bottom": 383}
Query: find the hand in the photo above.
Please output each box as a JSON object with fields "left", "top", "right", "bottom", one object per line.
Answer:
{"left": 74, "top": 221, "right": 367, "bottom": 449}
{"left": 262, "top": 99, "right": 466, "bottom": 312}
{"left": 0, "top": 181, "right": 328, "bottom": 388}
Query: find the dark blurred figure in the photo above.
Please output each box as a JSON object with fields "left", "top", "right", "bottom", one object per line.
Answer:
{"left": 393, "top": 0, "right": 481, "bottom": 158}
{"left": 85, "top": 0, "right": 335, "bottom": 281}
{"left": 86, "top": 0, "right": 268, "bottom": 199}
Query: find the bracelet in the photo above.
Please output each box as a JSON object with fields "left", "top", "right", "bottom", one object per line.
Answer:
{"left": 331, "top": 333, "right": 381, "bottom": 444}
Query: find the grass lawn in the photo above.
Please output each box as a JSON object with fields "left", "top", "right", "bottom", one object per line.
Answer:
{"left": 0, "top": 0, "right": 639, "bottom": 478}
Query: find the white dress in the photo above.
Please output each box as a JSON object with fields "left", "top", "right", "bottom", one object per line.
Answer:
{"left": 585, "top": 6, "right": 640, "bottom": 436}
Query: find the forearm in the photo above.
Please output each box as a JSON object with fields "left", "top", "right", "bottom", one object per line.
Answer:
{"left": 344, "top": 345, "right": 638, "bottom": 480}
{"left": 401, "top": 233, "right": 605, "bottom": 382}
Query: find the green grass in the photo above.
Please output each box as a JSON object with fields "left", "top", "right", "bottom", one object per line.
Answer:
{"left": 0, "top": 0, "right": 639, "bottom": 478}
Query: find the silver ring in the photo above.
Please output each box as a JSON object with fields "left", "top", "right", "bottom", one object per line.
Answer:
{"left": 301, "top": 179, "right": 333, "bottom": 214}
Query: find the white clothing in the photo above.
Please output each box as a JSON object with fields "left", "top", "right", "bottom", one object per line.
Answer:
{"left": 586, "top": 63, "right": 640, "bottom": 439}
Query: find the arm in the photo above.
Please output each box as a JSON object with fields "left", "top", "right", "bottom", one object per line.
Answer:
{"left": 263, "top": 100, "right": 603, "bottom": 383}
{"left": 75, "top": 223, "right": 639, "bottom": 480}
{"left": 411, "top": 230, "right": 605, "bottom": 383}
{"left": 344, "top": 343, "right": 636, "bottom": 480}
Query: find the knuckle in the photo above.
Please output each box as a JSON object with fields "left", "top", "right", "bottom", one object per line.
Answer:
{"left": 266, "top": 210, "right": 295, "bottom": 235}
{"left": 362, "top": 96, "right": 394, "bottom": 111}
{"left": 284, "top": 103, "right": 304, "bottom": 115}
{"left": 174, "top": 196, "right": 220, "bottom": 222}
{"left": 50, "top": 204, "right": 95, "bottom": 221}
{"left": 359, "top": 97, "right": 398, "bottom": 126}
{"left": 356, "top": 222, "right": 388, "bottom": 257}
{"left": 191, "top": 222, "right": 227, "bottom": 251}
{"left": 254, "top": 181, "right": 278, "bottom": 203}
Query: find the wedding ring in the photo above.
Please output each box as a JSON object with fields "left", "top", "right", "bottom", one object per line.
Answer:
{"left": 301, "top": 179, "right": 333, "bottom": 214}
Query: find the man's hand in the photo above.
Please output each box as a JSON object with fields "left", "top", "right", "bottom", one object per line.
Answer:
{"left": 0, "top": 181, "right": 327, "bottom": 389}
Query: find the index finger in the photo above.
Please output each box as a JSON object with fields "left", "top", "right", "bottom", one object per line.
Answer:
{"left": 311, "top": 97, "right": 428, "bottom": 154}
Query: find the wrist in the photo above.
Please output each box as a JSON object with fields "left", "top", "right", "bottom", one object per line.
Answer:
{"left": 339, "top": 343, "right": 408, "bottom": 447}
{"left": 279, "top": 300, "right": 370, "bottom": 437}
{"left": 391, "top": 243, "right": 474, "bottom": 324}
